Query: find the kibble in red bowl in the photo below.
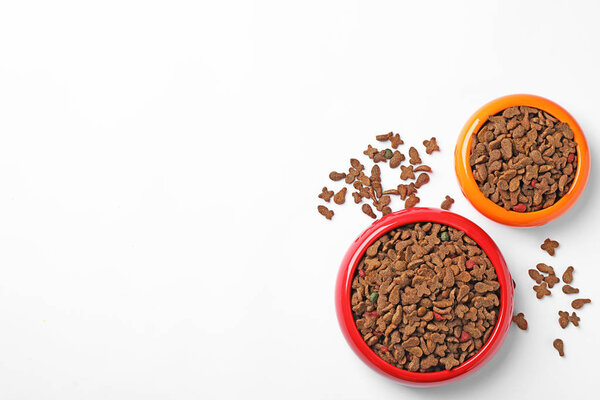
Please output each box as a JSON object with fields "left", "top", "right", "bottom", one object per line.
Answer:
{"left": 335, "top": 208, "right": 513, "bottom": 386}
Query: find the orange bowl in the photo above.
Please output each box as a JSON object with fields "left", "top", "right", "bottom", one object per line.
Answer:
{"left": 455, "top": 94, "right": 590, "bottom": 227}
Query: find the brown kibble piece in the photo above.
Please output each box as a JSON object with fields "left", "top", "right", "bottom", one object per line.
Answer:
{"left": 364, "top": 145, "right": 378, "bottom": 159}
{"left": 317, "top": 205, "right": 334, "bottom": 220}
{"left": 568, "top": 312, "right": 580, "bottom": 327}
{"left": 373, "top": 151, "right": 387, "bottom": 163}
{"left": 389, "top": 151, "right": 405, "bottom": 168}
{"left": 512, "top": 313, "right": 528, "bottom": 330}
{"left": 333, "top": 187, "right": 347, "bottom": 205}
{"left": 536, "top": 263, "right": 555, "bottom": 275}
{"left": 352, "top": 192, "right": 362, "bottom": 204}
{"left": 423, "top": 137, "right": 440, "bottom": 154}
{"left": 362, "top": 204, "right": 376, "bottom": 219}
{"left": 441, "top": 195, "right": 454, "bottom": 210}
{"left": 541, "top": 238, "right": 559, "bottom": 256}
{"left": 350, "top": 158, "right": 364, "bottom": 172}
{"left": 414, "top": 173, "right": 430, "bottom": 189}
{"left": 400, "top": 165, "right": 415, "bottom": 180}
{"left": 329, "top": 171, "right": 346, "bottom": 181}
{"left": 376, "top": 132, "right": 393, "bottom": 141}
{"left": 528, "top": 269, "right": 544, "bottom": 284}
{"left": 405, "top": 195, "right": 420, "bottom": 208}
{"left": 558, "top": 311, "right": 570, "bottom": 328}
{"left": 409, "top": 147, "right": 421, "bottom": 165}
{"left": 390, "top": 133, "right": 403, "bottom": 149}
{"left": 562, "top": 266, "right": 574, "bottom": 284}
{"left": 572, "top": 298, "right": 591, "bottom": 310}
{"left": 553, "top": 339, "right": 564, "bottom": 357}
{"left": 414, "top": 165, "right": 432, "bottom": 173}
{"left": 544, "top": 274, "right": 560, "bottom": 288}
{"left": 533, "top": 282, "right": 551, "bottom": 299}
{"left": 562, "top": 285, "right": 579, "bottom": 294}
{"left": 318, "top": 187, "right": 334, "bottom": 202}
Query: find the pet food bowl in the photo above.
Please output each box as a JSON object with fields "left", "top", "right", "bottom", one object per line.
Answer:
{"left": 335, "top": 207, "right": 513, "bottom": 387}
{"left": 455, "top": 94, "right": 590, "bottom": 227}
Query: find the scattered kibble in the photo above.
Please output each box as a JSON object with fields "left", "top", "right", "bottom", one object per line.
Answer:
{"left": 318, "top": 187, "right": 334, "bottom": 202}
{"left": 541, "top": 238, "right": 559, "bottom": 256}
{"left": 333, "top": 187, "right": 347, "bottom": 205}
{"left": 512, "top": 313, "right": 528, "bottom": 330}
{"left": 317, "top": 205, "right": 334, "bottom": 220}
{"left": 329, "top": 171, "right": 346, "bottom": 181}
{"left": 408, "top": 147, "right": 422, "bottom": 165}
{"left": 572, "top": 298, "right": 591, "bottom": 310}
{"left": 562, "top": 285, "right": 579, "bottom": 294}
{"left": 562, "top": 266, "right": 574, "bottom": 284}
{"left": 553, "top": 339, "right": 564, "bottom": 357}
{"left": 533, "top": 282, "right": 551, "bottom": 299}
{"left": 440, "top": 195, "right": 454, "bottom": 210}
{"left": 423, "top": 137, "right": 440, "bottom": 154}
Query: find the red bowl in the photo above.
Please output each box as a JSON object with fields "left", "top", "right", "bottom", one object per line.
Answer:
{"left": 335, "top": 207, "right": 514, "bottom": 387}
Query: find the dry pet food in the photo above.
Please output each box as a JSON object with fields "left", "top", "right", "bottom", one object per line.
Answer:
{"left": 469, "top": 106, "right": 578, "bottom": 212}
{"left": 541, "top": 238, "right": 559, "bottom": 256}
{"left": 553, "top": 338, "right": 564, "bottom": 357}
{"left": 572, "top": 298, "right": 591, "bottom": 310}
{"left": 334, "top": 187, "right": 347, "bottom": 205}
{"left": 559, "top": 311, "right": 580, "bottom": 328}
{"left": 317, "top": 205, "right": 334, "bottom": 220}
{"left": 351, "top": 223, "right": 500, "bottom": 372}
{"left": 423, "top": 137, "right": 440, "bottom": 154}
{"left": 512, "top": 313, "right": 528, "bottom": 330}
{"left": 441, "top": 196, "right": 455, "bottom": 210}
{"left": 562, "top": 266, "right": 574, "bottom": 283}
{"left": 318, "top": 132, "right": 437, "bottom": 220}
{"left": 562, "top": 285, "right": 579, "bottom": 294}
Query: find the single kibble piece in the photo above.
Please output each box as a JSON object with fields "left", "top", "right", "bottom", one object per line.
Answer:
{"left": 533, "top": 282, "right": 551, "bottom": 299}
{"left": 362, "top": 204, "right": 376, "bottom": 219}
{"left": 562, "top": 285, "right": 579, "bottom": 294}
{"left": 536, "top": 263, "right": 555, "bottom": 275}
{"left": 558, "top": 311, "right": 570, "bottom": 328}
{"left": 414, "top": 165, "right": 432, "bottom": 173}
{"left": 384, "top": 149, "right": 393, "bottom": 159}
{"left": 415, "top": 173, "right": 430, "bottom": 188}
{"left": 389, "top": 150, "right": 405, "bottom": 168}
{"left": 364, "top": 144, "right": 378, "bottom": 159}
{"left": 562, "top": 266, "right": 574, "bottom": 284}
{"left": 553, "top": 339, "right": 564, "bottom": 357}
{"left": 569, "top": 312, "right": 580, "bottom": 327}
{"left": 352, "top": 192, "right": 362, "bottom": 204}
{"left": 373, "top": 150, "right": 387, "bottom": 163}
{"left": 544, "top": 274, "right": 560, "bottom": 288}
{"left": 318, "top": 187, "right": 334, "bottom": 202}
{"left": 423, "top": 137, "right": 440, "bottom": 154}
{"left": 469, "top": 106, "right": 577, "bottom": 212}
{"left": 334, "top": 187, "right": 347, "bottom": 205}
{"left": 317, "top": 205, "right": 334, "bottom": 220}
{"left": 329, "top": 171, "right": 346, "bottom": 181}
{"left": 572, "top": 298, "right": 591, "bottom": 310}
{"left": 390, "top": 133, "right": 403, "bottom": 148}
{"left": 512, "top": 313, "right": 528, "bottom": 330}
{"left": 350, "top": 158, "right": 364, "bottom": 172}
{"left": 408, "top": 147, "right": 422, "bottom": 165}
{"left": 528, "top": 269, "right": 544, "bottom": 284}
{"left": 441, "top": 195, "right": 454, "bottom": 210}
{"left": 541, "top": 238, "right": 559, "bottom": 256}
{"left": 405, "top": 194, "right": 420, "bottom": 208}
{"left": 400, "top": 165, "right": 415, "bottom": 180}
{"left": 376, "top": 132, "right": 393, "bottom": 141}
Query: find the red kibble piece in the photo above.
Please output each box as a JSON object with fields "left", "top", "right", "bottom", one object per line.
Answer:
{"left": 512, "top": 203, "right": 527, "bottom": 212}
{"left": 373, "top": 330, "right": 382, "bottom": 337}
{"left": 358, "top": 269, "right": 366, "bottom": 278}
{"left": 380, "top": 346, "right": 389, "bottom": 353}
{"left": 458, "top": 331, "right": 471, "bottom": 342}
{"left": 366, "top": 312, "right": 379, "bottom": 317}
{"left": 433, "top": 312, "right": 445, "bottom": 321}
{"left": 568, "top": 153, "right": 575, "bottom": 163}
{"left": 466, "top": 259, "right": 475, "bottom": 270}
{"left": 531, "top": 179, "right": 538, "bottom": 187}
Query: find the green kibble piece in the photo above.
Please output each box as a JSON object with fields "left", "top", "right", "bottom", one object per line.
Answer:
{"left": 369, "top": 292, "right": 379, "bottom": 302}
{"left": 384, "top": 149, "right": 393, "bottom": 159}
{"left": 440, "top": 231, "right": 450, "bottom": 242}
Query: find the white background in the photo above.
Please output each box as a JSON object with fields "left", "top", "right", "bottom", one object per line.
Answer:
{"left": 0, "top": 0, "right": 598, "bottom": 399}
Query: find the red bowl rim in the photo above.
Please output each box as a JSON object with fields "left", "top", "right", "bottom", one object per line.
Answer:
{"left": 335, "top": 207, "right": 514, "bottom": 386}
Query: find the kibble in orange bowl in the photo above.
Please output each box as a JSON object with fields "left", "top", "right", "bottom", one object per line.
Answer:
{"left": 455, "top": 94, "right": 590, "bottom": 227}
